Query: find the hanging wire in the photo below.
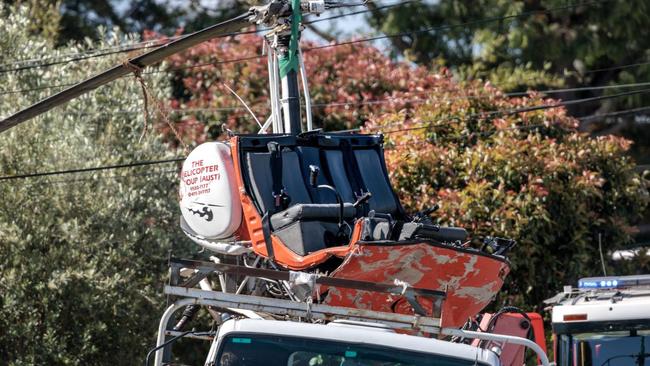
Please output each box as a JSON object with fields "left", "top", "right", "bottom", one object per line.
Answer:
{"left": 0, "top": 0, "right": 412, "bottom": 74}
{"left": 579, "top": 106, "right": 650, "bottom": 121}
{"left": 19, "top": 169, "right": 178, "bottom": 188}
{"left": 16, "top": 81, "right": 646, "bottom": 118}
{"left": 0, "top": 0, "right": 627, "bottom": 102}
{"left": 0, "top": 157, "right": 184, "bottom": 181}
{"left": 368, "top": 87, "right": 650, "bottom": 135}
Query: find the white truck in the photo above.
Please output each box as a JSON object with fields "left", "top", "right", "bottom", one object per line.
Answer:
{"left": 547, "top": 274, "right": 650, "bottom": 366}
{"left": 203, "top": 318, "right": 501, "bottom": 366}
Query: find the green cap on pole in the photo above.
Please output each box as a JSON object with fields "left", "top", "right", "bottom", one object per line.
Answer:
{"left": 279, "top": 0, "right": 302, "bottom": 78}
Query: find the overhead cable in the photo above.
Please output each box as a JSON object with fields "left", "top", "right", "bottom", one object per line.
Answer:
{"left": 21, "top": 169, "right": 178, "bottom": 187}
{"left": 3, "top": 88, "right": 649, "bottom": 182}
{"left": 578, "top": 106, "right": 650, "bottom": 121}
{"left": 0, "top": 1, "right": 411, "bottom": 74}
{"left": 364, "top": 87, "right": 650, "bottom": 134}
{"left": 0, "top": 157, "right": 183, "bottom": 181}
{"left": 7, "top": 82, "right": 649, "bottom": 123}
{"left": 0, "top": 0, "right": 621, "bottom": 93}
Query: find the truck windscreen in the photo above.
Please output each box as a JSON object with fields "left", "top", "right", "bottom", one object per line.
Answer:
{"left": 559, "top": 331, "right": 650, "bottom": 366}
{"left": 215, "top": 334, "right": 487, "bottom": 366}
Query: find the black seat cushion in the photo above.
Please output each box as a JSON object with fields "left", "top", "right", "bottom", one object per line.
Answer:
{"left": 274, "top": 221, "right": 343, "bottom": 255}
{"left": 270, "top": 203, "right": 356, "bottom": 229}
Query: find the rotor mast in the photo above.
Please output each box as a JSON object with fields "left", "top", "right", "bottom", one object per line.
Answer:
{"left": 278, "top": 0, "right": 303, "bottom": 134}
{"left": 258, "top": 0, "right": 321, "bottom": 135}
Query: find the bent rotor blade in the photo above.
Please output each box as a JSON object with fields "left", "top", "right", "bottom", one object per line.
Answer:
{"left": 0, "top": 12, "right": 252, "bottom": 134}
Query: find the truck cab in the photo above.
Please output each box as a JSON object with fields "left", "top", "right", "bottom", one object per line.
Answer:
{"left": 205, "top": 318, "right": 501, "bottom": 366}
{"left": 548, "top": 275, "right": 650, "bottom": 366}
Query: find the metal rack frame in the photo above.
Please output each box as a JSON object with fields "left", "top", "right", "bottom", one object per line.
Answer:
{"left": 153, "top": 258, "right": 550, "bottom": 366}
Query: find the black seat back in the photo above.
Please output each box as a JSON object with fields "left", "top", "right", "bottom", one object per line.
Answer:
{"left": 239, "top": 133, "right": 404, "bottom": 219}
{"left": 246, "top": 149, "right": 312, "bottom": 214}
{"left": 353, "top": 148, "right": 399, "bottom": 215}
{"left": 295, "top": 147, "right": 340, "bottom": 204}
{"left": 296, "top": 146, "right": 355, "bottom": 204}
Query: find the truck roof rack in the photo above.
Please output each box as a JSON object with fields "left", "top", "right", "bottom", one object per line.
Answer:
{"left": 164, "top": 286, "right": 443, "bottom": 332}
{"left": 154, "top": 257, "right": 550, "bottom": 366}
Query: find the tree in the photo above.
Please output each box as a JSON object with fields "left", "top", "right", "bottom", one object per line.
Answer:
{"left": 0, "top": 5, "right": 194, "bottom": 364}
{"left": 365, "top": 0, "right": 650, "bottom": 243}
{"left": 364, "top": 0, "right": 650, "bottom": 156}
{"left": 369, "top": 80, "right": 650, "bottom": 308}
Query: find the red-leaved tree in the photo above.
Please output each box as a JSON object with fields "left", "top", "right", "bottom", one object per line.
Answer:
{"left": 159, "top": 32, "right": 449, "bottom": 142}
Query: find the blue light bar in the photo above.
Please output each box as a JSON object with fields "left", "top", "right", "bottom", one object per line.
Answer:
{"left": 578, "top": 274, "right": 650, "bottom": 290}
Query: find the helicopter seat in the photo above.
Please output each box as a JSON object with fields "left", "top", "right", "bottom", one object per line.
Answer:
{"left": 237, "top": 133, "right": 409, "bottom": 257}
{"left": 243, "top": 140, "right": 358, "bottom": 255}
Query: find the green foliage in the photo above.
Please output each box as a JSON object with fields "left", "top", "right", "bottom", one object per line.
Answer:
{"left": 0, "top": 5, "right": 192, "bottom": 364}
{"left": 7, "top": 0, "right": 61, "bottom": 41}
{"left": 368, "top": 0, "right": 650, "bottom": 89}
{"left": 372, "top": 81, "right": 650, "bottom": 309}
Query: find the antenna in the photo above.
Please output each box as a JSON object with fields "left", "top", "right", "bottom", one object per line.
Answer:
{"left": 222, "top": 83, "right": 262, "bottom": 129}
{"left": 598, "top": 233, "right": 608, "bottom": 276}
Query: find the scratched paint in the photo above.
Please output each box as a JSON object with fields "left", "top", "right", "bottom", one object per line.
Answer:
{"left": 320, "top": 242, "right": 510, "bottom": 328}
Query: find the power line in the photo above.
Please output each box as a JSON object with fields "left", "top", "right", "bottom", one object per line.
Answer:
{"left": 21, "top": 169, "right": 178, "bottom": 187}
{"left": 0, "top": 0, "right": 611, "bottom": 75}
{"left": 583, "top": 60, "right": 650, "bottom": 75}
{"left": 367, "top": 87, "right": 650, "bottom": 135}
{"left": 0, "top": 45, "right": 164, "bottom": 74}
{"left": 0, "top": 40, "right": 170, "bottom": 70}
{"left": 382, "top": 107, "right": 648, "bottom": 149}
{"left": 5, "top": 67, "right": 650, "bottom": 97}
{"left": 8, "top": 53, "right": 650, "bottom": 98}
{"left": 0, "top": 83, "right": 77, "bottom": 96}
{"left": 530, "top": 81, "right": 650, "bottom": 95}
{"left": 0, "top": 1, "right": 410, "bottom": 74}
{"left": 381, "top": 123, "right": 554, "bottom": 150}
{"left": 307, "top": 0, "right": 615, "bottom": 51}
{"left": 578, "top": 106, "right": 650, "bottom": 121}
{"left": 380, "top": 106, "right": 649, "bottom": 149}
{"left": 0, "top": 157, "right": 183, "bottom": 182}
{"left": 153, "top": 0, "right": 614, "bottom": 75}
{"left": 13, "top": 82, "right": 648, "bottom": 132}
{"left": 28, "top": 81, "right": 647, "bottom": 118}
{"left": 5, "top": 88, "right": 648, "bottom": 182}
{"left": 0, "top": 0, "right": 620, "bottom": 94}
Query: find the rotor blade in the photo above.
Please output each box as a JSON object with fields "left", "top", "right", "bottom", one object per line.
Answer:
{"left": 0, "top": 12, "right": 252, "bottom": 134}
